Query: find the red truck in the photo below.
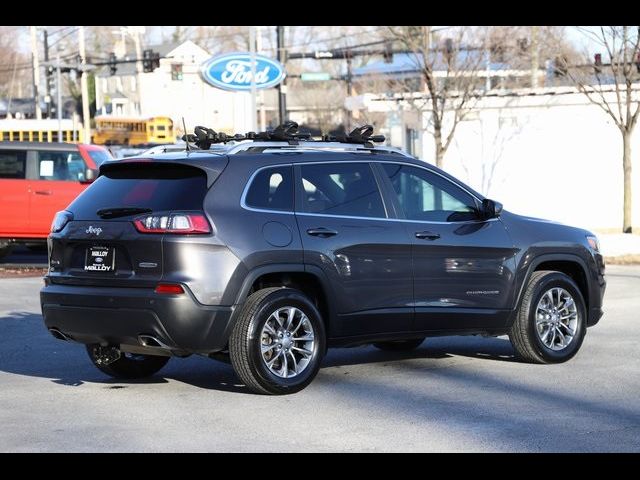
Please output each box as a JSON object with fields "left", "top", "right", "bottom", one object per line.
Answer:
{"left": 0, "top": 142, "right": 112, "bottom": 259}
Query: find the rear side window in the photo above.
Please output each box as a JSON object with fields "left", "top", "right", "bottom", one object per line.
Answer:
{"left": 0, "top": 150, "right": 27, "bottom": 179}
{"left": 68, "top": 164, "right": 208, "bottom": 220}
{"left": 299, "top": 163, "right": 386, "bottom": 218}
{"left": 244, "top": 166, "right": 293, "bottom": 212}
{"left": 37, "top": 150, "right": 86, "bottom": 181}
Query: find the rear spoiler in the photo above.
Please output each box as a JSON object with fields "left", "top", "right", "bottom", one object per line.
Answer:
{"left": 99, "top": 156, "right": 229, "bottom": 188}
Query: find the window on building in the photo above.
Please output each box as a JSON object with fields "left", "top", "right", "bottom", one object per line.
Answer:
{"left": 171, "top": 63, "right": 183, "bottom": 81}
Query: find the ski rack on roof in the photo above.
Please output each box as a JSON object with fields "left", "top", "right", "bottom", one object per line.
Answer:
{"left": 182, "top": 121, "right": 388, "bottom": 150}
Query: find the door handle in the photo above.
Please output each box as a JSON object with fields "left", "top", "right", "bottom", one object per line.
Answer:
{"left": 307, "top": 227, "right": 338, "bottom": 238}
{"left": 415, "top": 231, "right": 440, "bottom": 240}
{"left": 34, "top": 190, "right": 53, "bottom": 196}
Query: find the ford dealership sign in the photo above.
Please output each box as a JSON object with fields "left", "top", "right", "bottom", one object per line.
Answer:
{"left": 201, "top": 52, "right": 286, "bottom": 91}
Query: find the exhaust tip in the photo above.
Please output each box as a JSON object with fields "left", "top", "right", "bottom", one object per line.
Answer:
{"left": 49, "top": 328, "right": 69, "bottom": 341}
{"left": 138, "top": 334, "right": 171, "bottom": 349}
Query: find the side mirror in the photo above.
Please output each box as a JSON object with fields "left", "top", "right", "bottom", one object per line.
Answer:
{"left": 481, "top": 199, "right": 503, "bottom": 220}
{"left": 81, "top": 168, "right": 97, "bottom": 184}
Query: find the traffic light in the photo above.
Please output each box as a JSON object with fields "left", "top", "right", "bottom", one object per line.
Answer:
{"left": 143, "top": 49, "right": 161, "bottom": 73}
{"left": 109, "top": 52, "right": 117, "bottom": 75}
{"left": 383, "top": 42, "right": 393, "bottom": 63}
{"left": 517, "top": 38, "right": 529, "bottom": 53}
{"left": 594, "top": 53, "right": 602, "bottom": 75}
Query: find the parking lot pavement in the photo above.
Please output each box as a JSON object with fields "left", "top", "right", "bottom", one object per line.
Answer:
{"left": 0, "top": 266, "right": 639, "bottom": 452}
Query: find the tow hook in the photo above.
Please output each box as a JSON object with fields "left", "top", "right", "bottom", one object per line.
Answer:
{"left": 92, "top": 345, "right": 121, "bottom": 366}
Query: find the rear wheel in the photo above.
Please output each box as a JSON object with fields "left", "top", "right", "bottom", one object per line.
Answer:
{"left": 509, "top": 271, "right": 586, "bottom": 364}
{"left": 229, "top": 288, "right": 326, "bottom": 395}
{"left": 373, "top": 338, "right": 425, "bottom": 351}
{"left": 86, "top": 344, "right": 170, "bottom": 379}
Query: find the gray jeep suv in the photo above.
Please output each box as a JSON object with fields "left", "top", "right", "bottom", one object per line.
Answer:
{"left": 41, "top": 124, "right": 606, "bottom": 394}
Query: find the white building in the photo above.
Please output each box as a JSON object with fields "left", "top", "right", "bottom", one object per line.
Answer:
{"left": 347, "top": 87, "right": 640, "bottom": 232}
{"left": 94, "top": 41, "right": 253, "bottom": 135}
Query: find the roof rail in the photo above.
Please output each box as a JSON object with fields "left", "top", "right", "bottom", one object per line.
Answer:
{"left": 182, "top": 121, "right": 387, "bottom": 150}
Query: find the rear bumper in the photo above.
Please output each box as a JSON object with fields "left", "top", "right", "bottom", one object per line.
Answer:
{"left": 40, "top": 282, "right": 233, "bottom": 354}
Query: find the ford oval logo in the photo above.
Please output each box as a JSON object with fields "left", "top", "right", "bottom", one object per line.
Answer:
{"left": 201, "top": 52, "right": 286, "bottom": 91}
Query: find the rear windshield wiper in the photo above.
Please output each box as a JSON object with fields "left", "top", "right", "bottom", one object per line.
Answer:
{"left": 96, "top": 207, "right": 152, "bottom": 219}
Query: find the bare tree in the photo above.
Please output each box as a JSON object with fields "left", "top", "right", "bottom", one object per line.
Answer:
{"left": 386, "top": 26, "right": 491, "bottom": 168}
{"left": 562, "top": 26, "right": 639, "bottom": 233}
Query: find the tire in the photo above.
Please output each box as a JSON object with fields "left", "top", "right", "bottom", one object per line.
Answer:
{"left": 509, "top": 270, "right": 587, "bottom": 364}
{"left": 0, "top": 245, "right": 13, "bottom": 260}
{"left": 373, "top": 338, "right": 425, "bottom": 351}
{"left": 86, "top": 344, "right": 170, "bottom": 379}
{"left": 229, "top": 287, "right": 326, "bottom": 395}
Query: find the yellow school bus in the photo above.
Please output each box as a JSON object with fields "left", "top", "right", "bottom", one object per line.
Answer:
{"left": 0, "top": 119, "right": 84, "bottom": 143}
{"left": 92, "top": 116, "right": 174, "bottom": 146}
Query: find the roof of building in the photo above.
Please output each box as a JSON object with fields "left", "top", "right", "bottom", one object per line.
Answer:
{"left": 353, "top": 51, "right": 510, "bottom": 77}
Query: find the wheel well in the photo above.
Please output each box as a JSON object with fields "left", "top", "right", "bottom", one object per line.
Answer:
{"left": 249, "top": 272, "right": 330, "bottom": 330}
{"left": 534, "top": 261, "right": 589, "bottom": 308}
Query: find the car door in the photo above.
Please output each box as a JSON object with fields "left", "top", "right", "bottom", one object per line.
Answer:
{"left": 0, "top": 149, "right": 30, "bottom": 237}
{"left": 294, "top": 161, "right": 413, "bottom": 338}
{"left": 28, "top": 148, "right": 89, "bottom": 236}
{"left": 377, "top": 162, "right": 517, "bottom": 331}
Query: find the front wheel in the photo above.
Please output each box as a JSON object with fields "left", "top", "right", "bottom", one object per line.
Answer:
{"left": 229, "top": 288, "right": 326, "bottom": 395}
{"left": 86, "top": 344, "right": 170, "bottom": 379}
{"left": 509, "top": 271, "right": 587, "bottom": 364}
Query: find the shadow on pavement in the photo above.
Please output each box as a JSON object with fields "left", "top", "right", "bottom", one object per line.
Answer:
{"left": 1, "top": 311, "right": 519, "bottom": 395}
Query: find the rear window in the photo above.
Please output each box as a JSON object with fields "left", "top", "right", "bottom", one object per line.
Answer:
{"left": 68, "top": 164, "right": 208, "bottom": 220}
{"left": 0, "top": 150, "right": 27, "bottom": 179}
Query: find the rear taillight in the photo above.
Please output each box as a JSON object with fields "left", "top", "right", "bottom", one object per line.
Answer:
{"left": 133, "top": 213, "right": 211, "bottom": 234}
{"left": 51, "top": 210, "right": 73, "bottom": 233}
{"left": 154, "top": 283, "right": 185, "bottom": 294}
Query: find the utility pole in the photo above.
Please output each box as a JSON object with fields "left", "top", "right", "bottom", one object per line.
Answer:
{"left": 276, "top": 25, "right": 287, "bottom": 124}
{"left": 345, "top": 51, "right": 353, "bottom": 131}
{"left": 30, "top": 26, "right": 43, "bottom": 120}
{"left": 249, "top": 26, "right": 258, "bottom": 132}
{"left": 130, "top": 26, "right": 144, "bottom": 115}
{"left": 56, "top": 50, "right": 62, "bottom": 141}
{"left": 78, "top": 26, "right": 91, "bottom": 143}
{"left": 43, "top": 29, "right": 52, "bottom": 118}
{"left": 531, "top": 26, "right": 539, "bottom": 88}
{"left": 256, "top": 26, "right": 266, "bottom": 131}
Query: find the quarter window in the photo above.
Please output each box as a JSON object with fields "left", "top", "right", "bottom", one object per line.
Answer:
{"left": 245, "top": 166, "right": 294, "bottom": 211}
{"left": 299, "top": 163, "right": 386, "bottom": 218}
{"left": 381, "top": 163, "right": 478, "bottom": 222}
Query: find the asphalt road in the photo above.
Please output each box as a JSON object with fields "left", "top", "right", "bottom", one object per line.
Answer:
{"left": 0, "top": 266, "right": 639, "bottom": 452}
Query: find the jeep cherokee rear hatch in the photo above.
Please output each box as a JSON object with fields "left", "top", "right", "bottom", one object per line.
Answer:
{"left": 47, "top": 156, "right": 227, "bottom": 288}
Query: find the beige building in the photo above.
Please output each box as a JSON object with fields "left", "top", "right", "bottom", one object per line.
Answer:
{"left": 94, "top": 40, "right": 253, "bottom": 136}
